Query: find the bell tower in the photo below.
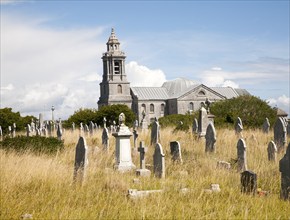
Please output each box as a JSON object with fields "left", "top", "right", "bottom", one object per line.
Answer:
{"left": 98, "top": 28, "right": 132, "bottom": 109}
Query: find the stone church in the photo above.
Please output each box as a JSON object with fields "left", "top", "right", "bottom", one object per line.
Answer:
{"left": 98, "top": 29, "right": 250, "bottom": 123}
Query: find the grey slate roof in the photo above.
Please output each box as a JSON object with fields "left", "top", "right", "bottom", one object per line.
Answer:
{"left": 234, "top": 89, "right": 251, "bottom": 96}
{"left": 210, "top": 87, "right": 239, "bottom": 99}
{"left": 131, "top": 87, "right": 169, "bottom": 100}
{"left": 162, "top": 78, "right": 199, "bottom": 97}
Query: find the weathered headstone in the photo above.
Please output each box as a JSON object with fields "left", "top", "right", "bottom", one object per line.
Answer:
{"left": 235, "top": 117, "right": 243, "bottom": 137}
{"left": 274, "top": 117, "right": 287, "bottom": 152}
{"left": 267, "top": 141, "right": 277, "bottom": 161}
{"left": 205, "top": 122, "right": 216, "bottom": 153}
{"left": 136, "top": 141, "right": 151, "bottom": 177}
{"left": 102, "top": 127, "right": 109, "bottom": 150}
{"left": 8, "top": 126, "right": 12, "bottom": 137}
{"left": 192, "top": 118, "right": 198, "bottom": 134}
{"left": 112, "top": 113, "right": 136, "bottom": 171}
{"left": 198, "top": 107, "right": 208, "bottom": 137}
{"left": 73, "top": 136, "right": 88, "bottom": 183}
{"left": 170, "top": 141, "right": 182, "bottom": 163}
{"left": 72, "top": 122, "right": 75, "bottom": 132}
{"left": 262, "top": 118, "right": 270, "bottom": 133}
{"left": 237, "top": 138, "right": 247, "bottom": 172}
{"left": 39, "top": 113, "right": 44, "bottom": 130}
{"left": 133, "top": 129, "right": 139, "bottom": 150}
{"left": 0, "top": 126, "right": 2, "bottom": 141}
{"left": 79, "top": 122, "right": 84, "bottom": 136}
{"left": 279, "top": 143, "right": 290, "bottom": 200}
{"left": 26, "top": 124, "right": 31, "bottom": 137}
{"left": 153, "top": 143, "right": 165, "bottom": 178}
{"left": 241, "top": 170, "right": 257, "bottom": 195}
{"left": 89, "top": 121, "right": 94, "bottom": 136}
{"left": 133, "top": 119, "right": 139, "bottom": 130}
{"left": 47, "top": 121, "right": 52, "bottom": 137}
{"left": 84, "top": 124, "right": 89, "bottom": 134}
{"left": 111, "top": 121, "right": 116, "bottom": 133}
{"left": 151, "top": 117, "right": 160, "bottom": 145}
{"left": 12, "top": 123, "right": 16, "bottom": 138}
{"left": 56, "top": 123, "right": 62, "bottom": 141}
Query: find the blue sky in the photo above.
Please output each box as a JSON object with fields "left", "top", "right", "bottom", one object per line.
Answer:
{"left": 1, "top": 0, "right": 289, "bottom": 119}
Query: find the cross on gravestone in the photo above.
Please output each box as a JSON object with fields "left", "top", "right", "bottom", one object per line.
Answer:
{"left": 170, "top": 141, "right": 182, "bottom": 163}
{"left": 73, "top": 136, "right": 88, "bottom": 183}
{"left": 274, "top": 117, "right": 287, "bottom": 152}
{"left": 135, "top": 141, "right": 151, "bottom": 177}
{"left": 237, "top": 138, "right": 247, "bottom": 172}
{"left": 262, "top": 118, "right": 270, "bottom": 133}
{"left": 241, "top": 170, "right": 257, "bottom": 195}
{"left": 151, "top": 117, "right": 160, "bottom": 145}
{"left": 192, "top": 118, "right": 198, "bottom": 134}
{"left": 279, "top": 143, "right": 290, "bottom": 200}
{"left": 153, "top": 143, "right": 165, "bottom": 178}
{"left": 267, "top": 141, "right": 277, "bottom": 162}
{"left": 235, "top": 117, "right": 243, "bottom": 137}
{"left": 26, "top": 124, "right": 31, "bottom": 137}
{"left": 102, "top": 127, "right": 109, "bottom": 150}
{"left": 198, "top": 107, "right": 208, "bottom": 137}
{"left": 205, "top": 122, "right": 216, "bottom": 153}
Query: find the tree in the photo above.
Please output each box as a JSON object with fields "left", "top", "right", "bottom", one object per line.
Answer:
{"left": 210, "top": 95, "right": 277, "bottom": 129}
{"left": 66, "top": 108, "right": 98, "bottom": 128}
{"left": 158, "top": 113, "right": 197, "bottom": 131}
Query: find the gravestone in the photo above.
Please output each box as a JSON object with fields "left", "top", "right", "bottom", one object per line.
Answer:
{"left": 237, "top": 138, "right": 247, "bottom": 172}
{"left": 151, "top": 117, "right": 160, "bottom": 145}
{"left": 198, "top": 107, "right": 208, "bottom": 137}
{"left": 205, "top": 122, "right": 216, "bottom": 153}
{"left": 287, "top": 121, "right": 290, "bottom": 137}
{"left": 235, "top": 117, "right": 243, "bottom": 137}
{"left": 80, "top": 122, "right": 84, "bottom": 136}
{"left": 112, "top": 113, "right": 136, "bottom": 171}
{"left": 39, "top": 113, "right": 44, "bottom": 130}
{"left": 84, "top": 124, "right": 89, "bottom": 134}
{"left": 72, "top": 122, "right": 75, "bottom": 132}
{"left": 12, "top": 123, "right": 16, "bottom": 138}
{"left": 112, "top": 121, "right": 117, "bottom": 133}
{"left": 279, "top": 143, "right": 290, "bottom": 200}
{"left": 0, "top": 126, "right": 2, "bottom": 141}
{"left": 47, "top": 121, "right": 52, "bottom": 137}
{"left": 136, "top": 141, "right": 151, "bottom": 177}
{"left": 140, "top": 110, "right": 148, "bottom": 131}
{"left": 56, "top": 123, "right": 62, "bottom": 141}
{"left": 102, "top": 127, "right": 109, "bottom": 150}
{"left": 170, "top": 141, "right": 182, "bottom": 163}
{"left": 133, "top": 129, "right": 139, "bottom": 150}
{"left": 192, "top": 118, "right": 198, "bottom": 134}
{"left": 73, "top": 136, "right": 88, "bottom": 183}
{"left": 153, "top": 143, "right": 165, "bottom": 178}
{"left": 8, "top": 126, "right": 12, "bottom": 137}
{"left": 274, "top": 117, "right": 287, "bottom": 152}
{"left": 42, "top": 127, "right": 47, "bottom": 137}
{"left": 36, "top": 128, "right": 41, "bottom": 136}
{"left": 217, "top": 161, "right": 231, "bottom": 170}
{"left": 26, "top": 124, "right": 31, "bottom": 137}
{"left": 133, "top": 120, "right": 139, "bottom": 130}
{"left": 31, "top": 119, "right": 35, "bottom": 133}
{"left": 262, "top": 118, "right": 270, "bottom": 133}
{"left": 89, "top": 121, "right": 94, "bottom": 136}
{"left": 267, "top": 141, "right": 277, "bottom": 162}
{"left": 241, "top": 170, "right": 257, "bottom": 195}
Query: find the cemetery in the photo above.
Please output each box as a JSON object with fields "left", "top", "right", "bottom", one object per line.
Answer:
{"left": 0, "top": 109, "right": 289, "bottom": 219}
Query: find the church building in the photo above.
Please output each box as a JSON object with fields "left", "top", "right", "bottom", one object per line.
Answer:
{"left": 98, "top": 29, "right": 250, "bottom": 123}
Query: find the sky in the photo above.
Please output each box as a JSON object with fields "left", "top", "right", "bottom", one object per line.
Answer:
{"left": 1, "top": 0, "right": 289, "bottom": 120}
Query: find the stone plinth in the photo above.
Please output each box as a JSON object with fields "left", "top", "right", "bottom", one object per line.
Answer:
{"left": 112, "top": 125, "right": 136, "bottom": 171}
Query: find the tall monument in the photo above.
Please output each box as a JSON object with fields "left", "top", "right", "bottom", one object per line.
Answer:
{"left": 98, "top": 28, "right": 132, "bottom": 109}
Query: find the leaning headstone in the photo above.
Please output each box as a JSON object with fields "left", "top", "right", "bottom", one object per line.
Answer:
{"left": 262, "top": 118, "right": 270, "bottom": 133}
{"left": 235, "top": 117, "right": 243, "bottom": 137}
{"left": 170, "top": 141, "right": 182, "bottom": 163}
{"left": 102, "top": 127, "right": 109, "bottom": 150}
{"left": 274, "top": 117, "right": 287, "bottom": 152}
{"left": 153, "top": 143, "right": 165, "bottom": 178}
{"left": 12, "top": 123, "right": 16, "bottom": 138}
{"left": 26, "top": 124, "right": 31, "bottom": 137}
{"left": 267, "top": 141, "right": 277, "bottom": 162}
{"left": 73, "top": 136, "right": 88, "bottom": 183}
{"left": 150, "top": 117, "right": 160, "bottom": 145}
{"left": 205, "top": 122, "right": 216, "bottom": 153}
{"left": 198, "top": 107, "right": 208, "bottom": 137}
{"left": 237, "top": 138, "right": 247, "bottom": 172}
{"left": 192, "top": 118, "right": 198, "bottom": 134}
{"left": 136, "top": 141, "right": 151, "bottom": 177}
{"left": 112, "top": 113, "right": 136, "bottom": 171}
{"left": 56, "top": 123, "right": 62, "bottom": 141}
{"left": 241, "top": 170, "right": 257, "bottom": 195}
{"left": 279, "top": 143, "right": 290, "bottom": 200}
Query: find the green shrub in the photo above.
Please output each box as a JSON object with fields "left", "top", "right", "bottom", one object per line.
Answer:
{"left": 159, "top": 113, "right": 197, "bottom": 131}
{"left": 0, "top": 136, "right": 64, "bottom": 155}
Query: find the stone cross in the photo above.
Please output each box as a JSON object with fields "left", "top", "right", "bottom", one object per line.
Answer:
{"left": 192, "top": 118, "right": 198, "bottom": 134}
{"left": 133, "top": 129, "right": 139, "bottom": 150}
{"left": 267, "top": 141, "right": 277, "bottom": 162}
{"left": 237, "top": 138, "right": 247, "bottom": 172}
{"left": 205, "top": 122, "right": 216, "bottom": 153}
{"left": 102, "top": 127, "right": 109, "bottom": 150}
{"left": 262, "top": 118, "right": 270, "bottom": 133}
{"left": 73, "top": 136, "right": 88, "bottom": 183}
{"left": 198, "top": 107, "right": 208, "bottom": 137}
{"left": 12, "top": 123, "right": 16, "bottom": 138}
{"left": 274, "top": 117, "right": 287, "bottom": 152}
{"left": 235, "top": 117, "right": 243, "bottom": 137}
{"left": 150, "top": 117, "right": 160, "bottom": 145}
{"left": 138, "top": 141, "right": 147, "bottom": 169}
{"left": 56, "top": 123, "right": 62, "bottom": 141}
{"left": 241, "top": 170, "right": 257, "bottom": 195}
{"left": 170, "top": 141, "right": 182, "bottom": 163}
{"left": 279, "top": 143, "right": 290, "bottom": 200}
{"left": 26, "top": 124, "right": 31, "bottom": 137}
{"left": 153, "top": 143, "right": 165, "bottom": 178}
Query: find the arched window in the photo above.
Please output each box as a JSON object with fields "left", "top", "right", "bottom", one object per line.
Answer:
{"left": 198, "top": 90, "right": 206, "bottom": 96}
{"left": 117, "top": 84, "right": 122, "bottom": 94}
{"left": 161, "top": 103, "right": 165, "bottom": 113}
{"left": 141, "top": 104, "right": 146, "bottom": 113}
{"left": 114, "top": 61, "right": 120, "bottom": 74}
{"left": 189, "top": 102, "right": 194, "bottom": 111}
{"left": 150, "top": 104, "right": 154, "bottom": 113}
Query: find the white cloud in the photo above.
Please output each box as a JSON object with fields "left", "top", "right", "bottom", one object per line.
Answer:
{"left": 221, "top": 80, "right": 239, "bottom": 88}
{"left": 0, "top": 83, "right": 14, "bottom": 91}
{"left": 267, "top": 95, "right": 290, "bottom": 115}
{"left": 126, "top": 61, "right": 166, "bottom": 87}
{"left": 78, "top": 73, "right": 102, "bottom": 82}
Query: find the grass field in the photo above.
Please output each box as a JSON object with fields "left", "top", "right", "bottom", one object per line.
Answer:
{"left": 1, "top": 127, "right": 289, "bottom": 219}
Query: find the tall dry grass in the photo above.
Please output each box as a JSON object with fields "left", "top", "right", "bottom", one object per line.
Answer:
{"left": 1, "top": 127, "right": 289, "bottom": 219}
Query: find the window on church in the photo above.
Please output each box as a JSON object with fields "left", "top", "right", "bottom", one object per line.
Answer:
{"left": 150, "top": 104, "right": 154, "bottom": 113}
{"left": 189, "top": 102, "right": 194, "bottom": 111}
{"left": 114, "top": 61, "right": 120, "bottom": 74}
{"left": 117, "top": 84, "right": 122, "bottom": 94}
{"left": 141, "top": 104, "right": 146, "bottom": 114}
{"left": 161, "top": 104, "right": 165, "bottom": 113}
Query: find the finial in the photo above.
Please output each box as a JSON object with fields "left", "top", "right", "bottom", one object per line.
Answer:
{"left": 111, "top": 27, "right": 115, "bottom": 34}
